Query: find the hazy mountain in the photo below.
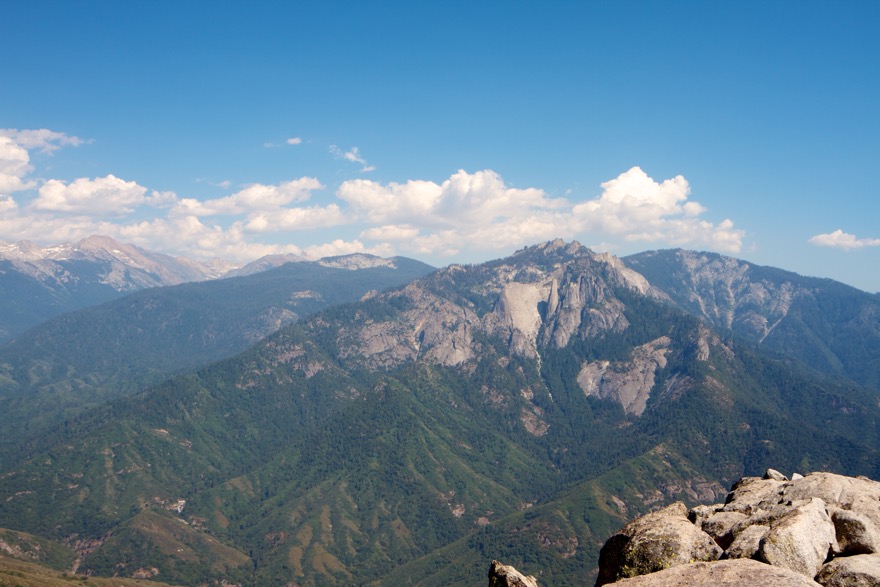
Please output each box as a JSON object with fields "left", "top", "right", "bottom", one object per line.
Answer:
{"left": 624, "top": 249, "right": 880, "bottom": 389}
{"left": 0, "top": 253, "right": 434, "bottom": 464}
{"left": 223, "top": 253, "right": 307, "bottom": 277}
{"left": 1, "top": 240, "right": 878, "bottom": 586}
{"left": 0, "top": 235, "right": 234, "bottom": 343}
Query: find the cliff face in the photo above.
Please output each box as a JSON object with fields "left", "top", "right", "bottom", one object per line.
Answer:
{"left": 326, "top": 239, "right": 661, "bottom": 372}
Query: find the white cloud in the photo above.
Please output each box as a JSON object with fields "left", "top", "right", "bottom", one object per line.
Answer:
{"left": 339, "top": 167, "right": 743, "bottom": 259}
{"left": 172, "top": 178, "right": 323, "bottom": 216}
{"left": 0, "top": 128, "right": 89, "bottom": 154}
{"left": 0, "top": 136, "right": 37, "bottom": 193}
{"left": 809, "top": 229, "right": 880, "bottom": 250}
{"left": 33, "top": 174, "right": 148, "bottom": 215}
{"left": 570, "top": 166, "right": 743, "bottom": 252}
{"left": 0, "top": 194, "right": 18, "bottom": 214}
{"left": 0, "top": 134, "right": 747, "bottom": 271}
{"left": 360, "top": 224, "right": 421, "bottom": 241}
{"left": 244, "top": 204, "right": 345, "bottom": 232}
{"left": 0, "top": 129, "right": 89, "bottom": 195}
{"left": 264, "top": 137, "right": 303, "bottom": 148}
{"left": 330, "top": 145, "right": 376, "bottom": 172}
{"left": 146, "top": 190, "right": 179, "bottom": 208}
{"left": 338, "top": 178, "right": 442, "bottom": 223}
{"left": 337, "top": 169, "right": 571, "bottom": 256}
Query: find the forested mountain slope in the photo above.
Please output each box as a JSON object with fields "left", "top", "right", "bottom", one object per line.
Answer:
{"left": 0, "top": 254, "right": 434, "bottom": 464}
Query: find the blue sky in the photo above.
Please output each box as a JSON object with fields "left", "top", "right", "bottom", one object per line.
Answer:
{"left": 2, "top": 1, "right": 880, "bottom": 292}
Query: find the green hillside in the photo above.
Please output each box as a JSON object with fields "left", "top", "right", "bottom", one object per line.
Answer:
{"left": 0, "top": 257, "right": 433, "bottom": 466}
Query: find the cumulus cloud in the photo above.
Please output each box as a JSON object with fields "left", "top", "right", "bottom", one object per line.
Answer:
{"left": 0, "top": 128, "right": 89, "bottom": 154}
{"left": 0, "top": 129, "right": 89, "bottom": 195}
{"left": 244, "top": 204, "right": 345, "bottom": 232}
{"left": 570, "top": 167, "right": 743, "bottom": 252}
{"left": 146, "top": 190, "right": 179, "bottom": 208}
{"left": 339, "top": 167, "right": 743, "bottom": 258}
{"left": 339, "top": 169, "right": 563, "bottom": 227}
{"left": 360, "top": 224, "right": 421, "bottom": 241}
{"left": 33, "top": 174, "right": 148, "bottom": 215}
{"left": 338, "top": 169, "right": 570, "bottom": 256}
{"left": 0, "top": 136, "right": 37, "bottom": 193}
{"left": 809, "top": 229, "right": 880, "bottom": 250}
{"left": 0, "top": 131, "right": 746, "bottom": 270}
{"left": 172, "top": 178, "right": 323, "bottom": 216}
{"left": 0, "top": 194, "right": 18, "bottom": 214}
{"left": 331, "top": 145, "right": 376, "bottom": 172}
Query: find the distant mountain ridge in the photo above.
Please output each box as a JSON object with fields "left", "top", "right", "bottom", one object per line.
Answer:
{"left": 0, "top": 235, "right": 232, "bottom": 343}
{"left": 624, "top": 249, "right": 880, "bottom": 389}
{"left": 0, "top": 252, "right": 435, "bottom": 463}
{"left": 0, "top": 235, "right": 425, "bottom": 344}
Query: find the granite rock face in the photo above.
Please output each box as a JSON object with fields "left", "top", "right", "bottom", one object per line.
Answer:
{"left": 595, "top": 502, "right": 722, "bottom": 585}
{"left": 488, "top": 560, "right": 539, "bottom": 587}
{"left": 595, "top": 469, "right": 880, "bottom": 586}
{"left": 608, "top": 559, "right": 821, "bottom": 587}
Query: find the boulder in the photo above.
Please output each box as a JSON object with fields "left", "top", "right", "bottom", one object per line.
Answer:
{"left": 488, "top": 560, "right": 539, "bottom": 587}
{"left": 700, "top": 511, "right": 748, "bottom": 549}
{"left": 608, "top": 559, "right": 821, "bottom": 586}
{"left": 815, "top": 553, "right": 880, "bottom": 587}
{"left": 765, "top": 468, "right": 789, "bottom": 482}
{"left": 595, "top": 502, "right": 722, "bottom": 586}
{"left": 688, "top": 503, "right": 722, "bottom": 528}
{"left": 724, "top": 523, "right": 769, "bottom": 559}
{"left": 757, "top": 498, "right": 837, "bottom": 578}
{"left": 723, "top": 477, "right": 786, "bottom": 515}
{"left": 781, "top": 473, "right": 880, "bottom": 527}
{"left": 594, "top": 469, "right": 880, "bottom": 586}
{"left": 830, "top": 507, "right": 880, "bottom": 555}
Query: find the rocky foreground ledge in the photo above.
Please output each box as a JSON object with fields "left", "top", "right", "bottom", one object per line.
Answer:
{"left": 491, "top": 469, "right": 880, "bottom": 586}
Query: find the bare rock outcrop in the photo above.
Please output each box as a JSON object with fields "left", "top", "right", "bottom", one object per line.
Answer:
{"left": 577, "top": 337, "right": 670, "bottom": 416}
{"left": 595, "top": 502, "right": 722, "bottom": 585}
{"left": 815, "top": 553, "right": 880, "bottom": 587}
{"left": 608, "top": 559, "right": 822, "bottom": 586}
{"left": 757, "top": 497, "right": 836, "bottom": 577}
{"left": 488, "top": 560, "right": 539, "bottom": 587}
{"left": 595, "top": 469, "right": 880, "bottom": 586}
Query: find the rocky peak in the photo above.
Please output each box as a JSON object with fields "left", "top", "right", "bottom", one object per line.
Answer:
{"left": 332, "top": 240, "right": 660, "bottom": 370}
{"left": 318, "top": 253, "right": 397, "bottom": 270}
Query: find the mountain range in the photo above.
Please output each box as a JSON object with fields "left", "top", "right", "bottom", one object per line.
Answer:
{"left": 0, "top": 235, "right": 239, "bottom": 344}
{"left": 0, "top": 239, "right": 878, "bottom": 586}
{"left": 0, "top": 249, "right": 434, "bottom": 466}
{"left": 0, "top": 235, "right": 413, "bottom": 345}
